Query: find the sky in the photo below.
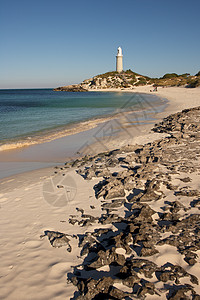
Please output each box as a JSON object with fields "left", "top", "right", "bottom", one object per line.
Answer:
{"left": 1, "top": 0, "right": 200, "bottom": 88}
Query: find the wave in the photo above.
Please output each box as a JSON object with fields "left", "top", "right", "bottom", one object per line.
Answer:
{"left": 0, "top": 96, "right": 168, "bottom": 152}
{"left": 0, "top": 113, "right": 125, "bottom": 152}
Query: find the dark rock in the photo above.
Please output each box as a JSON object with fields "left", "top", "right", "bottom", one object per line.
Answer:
{"left": 123, "top": 274, "right": 140, "bottom": 287}
{"left": 180, "top": 177, "right": 191, "bottom": 182}
{"left": 94, "top": 178, "right": 125, "bottom": 199}
{"left": 175, "top": 189, "right": 200, "bottom": 197}
{"left": 101, "top": 199, "right": 125, "bottom": 209}
{"left": 42, "top": 230, "right": 71, "bottom": 251}
{"left": 76, "top": 207, "right": 84, "bottom": 214}
{"left": 68, "top": 218, "right": 79, "bottom": 225}
{"left": 81, "top": 214, "right": 98, "bottom": 222}
{"left": 54, "top": 84, "right": 88, "bottom": 92}
{"left": 168, "top": 285, "right": 195, "bottom": 300}
{"left": 109, "top": 286, "right": 127, "bottom": 299}
{"left": 140, "top": 246, "right": 159, "bottom": 257}
{"left": 86, "top": 248, "right": 126, "bottom": 269}
{"left": 137, "top": 281, "right": 156, "bottom": 296}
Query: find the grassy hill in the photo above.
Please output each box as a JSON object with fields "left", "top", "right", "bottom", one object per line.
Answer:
{"left": 80, "top": 70, "right": 200, "bottom": 90}
{"left": 54, "top": 70, "right": 200, "bottom": 91}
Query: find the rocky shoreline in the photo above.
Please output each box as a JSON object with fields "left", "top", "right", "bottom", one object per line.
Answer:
{"left": 53, "top": 85, "right": 88, "bottom": 92}
{"left": 42, "top": 106, "right": 200, "bottom": 299}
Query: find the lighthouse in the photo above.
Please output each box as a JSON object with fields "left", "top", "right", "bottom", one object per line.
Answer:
{"left": 116, "top": 47, "right": 123, "bottom": 73}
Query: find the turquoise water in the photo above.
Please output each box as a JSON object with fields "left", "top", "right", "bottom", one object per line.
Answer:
{"left": 0, "top": 89, "right": 165, "bottom": 150}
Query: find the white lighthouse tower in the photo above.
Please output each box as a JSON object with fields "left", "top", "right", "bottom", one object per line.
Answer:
{"left": 116, "top": 47, "right": 123, "bottom": 73}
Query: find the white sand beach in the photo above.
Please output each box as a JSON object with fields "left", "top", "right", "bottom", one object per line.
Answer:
{"left": 0, "top": 86, "right": 200, "bottom": 299}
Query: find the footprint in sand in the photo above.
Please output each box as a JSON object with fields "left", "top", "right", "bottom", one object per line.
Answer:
{"left": 24, "top": 187, "right": 32, "bottom": 191}
{"left": 49, "top": 262, "right": 71, "bottom": 280}
{"left": 0, "top": 197, "right": 8, "bottom": 203}
{"left": 9, "top": 265, "right": 14, "bottom": 269}
{"left": 25, "top": 240, "right": 42, "bottom": 249}
{"left": 14, "top": 197, "right": 22, "bottom": 202}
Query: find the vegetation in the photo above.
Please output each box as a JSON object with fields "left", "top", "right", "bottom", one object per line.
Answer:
{"left": 186, "top": 78, "right": 200, "bottom": 88}
{"left": 96, "top": 71, "right": 118, "bottom": 78}
{"left": 161, "top": 73, "right": 178, "bottom": 79}
{"left": 90, "top": 69, "right": 200, "bottom": 89}
{"left": 135, "top": 77, "right": 147, "bottom": 86}
{"left": 195, "top": 71, "right": 200, "bottom": 76}
{"left": 181, "top": 73, "right": 190, "bottom": 78}
{"left": 129, "top": 78, "right": 137, "bottom": 85}
{"left": 125, "top": 69, "right": 140, "bottom": 76}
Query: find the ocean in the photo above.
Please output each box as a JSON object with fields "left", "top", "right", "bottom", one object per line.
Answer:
{"left": 0, "top": 89, "right": 166, "bottom": 151}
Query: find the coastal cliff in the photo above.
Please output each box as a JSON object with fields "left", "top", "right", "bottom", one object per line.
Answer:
{"left": 54, "top": 70, "right": 200, "bottom": 91}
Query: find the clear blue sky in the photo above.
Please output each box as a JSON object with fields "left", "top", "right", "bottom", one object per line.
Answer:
{"left": 1, "top": 0, "right": 200, "bottom": 88}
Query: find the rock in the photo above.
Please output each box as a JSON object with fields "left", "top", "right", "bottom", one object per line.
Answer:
{"left": 79, "top": 233, "right": 96, "bottom": 248}
{"left": 99, "top": 213, "right": 123, "bottom": 225}
{"left": 68, "top": 218, "right": 79, "bottom": 225}
{"left": 94, "top": 178, "right": 125, "bottom": 199}
{"left": 125, "top": 259, "right": 157, "bottom": 279}
{"left": 109, "top": 286, "right": 127, "bottom": 299}
{"left": 190, "top": 274, "right": 199, "bottom": 285}
{"left": 168, "top": 285, "right": 195, "bottom": 300}
{"left": 88, "top": 276, "right": 113, "bottom": 295}
{"left": 137, "top": 281, "right": 156, "bottom": 296}
{"left": 175, "top": 188, "right": 200, "bottom": 197}
{"left": 42, "top": 230, "right": 71, "bottom": 251}
{"left": 184, "top": 256, "right": 197, "bottom": 265}
{"left": 108, "top": 231, "right": 132, "bottom": 254}
{"left": 101, "top": 199, "right": 125, "bottom": 209}
{"left": 133, "top": 203, "right": 156, "bottom": 221}
{"left": 81, "top": 214, "right": 98, "bottom": 222}
{"left": 86, "top": 248, "right": 126, "bottom": 269}
{"left": 74, "top": 276, "right": 116, "bottom": 299}
{"left": 123, "top": 275, "right": 140, "bottom": 287}
{"left": 180, "top": 177, "right": 191, "bottom": 182}
{"left": 140, "top": 246, "right": 159, "bottom": 257}
{"left": 159, "top": 271, "right": 174, "bottom": 282}
{"left": 65, "top": 106, "right": 200, "bottom": 299}
{"left": 76, "top": 207, "right": 84, "bottom": 214}
{"left": 53, "top": 84, "right": 88, "bottom": 92}
{"left": 139, "top": 189, "right": 162, "bottom": 202}
{"left": 105, "top": 185, "right": 125, "bottom": 200}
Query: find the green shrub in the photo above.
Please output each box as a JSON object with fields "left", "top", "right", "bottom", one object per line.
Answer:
{"left": 125, "top": 69, "right": 134, "bottom": 74}
{"left": 125, "top": 69, "right": 140, "bottom": 76}
{"left": 96, "top": 71, "right": 118, "bottom": 78}
{"left": 195, "top": 71, "right": 200, "bottom": 77}
{"left": 187, "top": 78, "right": 200, "bottom": 88}
{"left": 180, "top": 73, "right": 190, "bottom": 78}
{"left": 162, "top": 73, "right": 178, "bottom": 79}
{"left": 135, "top": 77, "right": 147, "bottom": 86}
{"left": 129, "top": 79, "right": 137, "bottom": 85}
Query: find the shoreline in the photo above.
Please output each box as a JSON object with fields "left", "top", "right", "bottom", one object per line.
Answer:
{"left": 0, "top": 90, "right": 167, "bottom": 179}
{"left": 0, "top": 86, "right": 199, "bottom": 180}
{"left": 0, "top": 90, "right": 164, "bottom": 153}
{"left": 0, "top": 86, "right": 200, "bottom": 299}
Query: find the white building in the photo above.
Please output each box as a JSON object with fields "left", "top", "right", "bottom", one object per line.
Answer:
{"left": 116, "top": 47, "right": 123, "bottom": 73}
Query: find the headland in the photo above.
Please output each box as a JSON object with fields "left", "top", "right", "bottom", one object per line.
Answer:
{"left": 54, "top": 69, "right": 200, "bottom": 92}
